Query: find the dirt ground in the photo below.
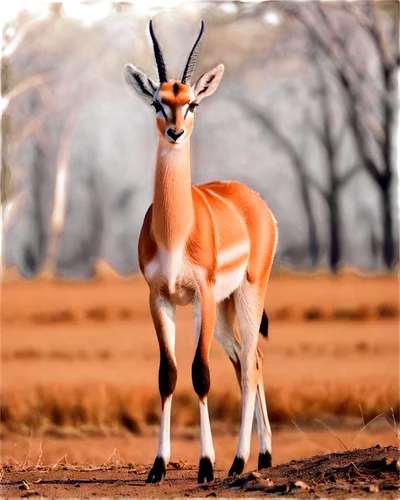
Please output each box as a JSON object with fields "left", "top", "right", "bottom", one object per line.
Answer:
{"left": 1, "top": 445, "right": 399, "bottom": 498}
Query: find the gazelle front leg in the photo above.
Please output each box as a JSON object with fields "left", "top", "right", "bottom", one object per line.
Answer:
{"left": 147, "top": 290, "right": 177, "bottom": 484}
{"left": 192, "top": 287, "right": 216, "bottom": 483}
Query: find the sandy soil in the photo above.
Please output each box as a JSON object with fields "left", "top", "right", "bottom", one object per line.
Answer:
{"left": 1, "top": 428, "right": 398, "bottom": 471}
{"left": 1, "top": 445, "right": 399, "bottom": 498}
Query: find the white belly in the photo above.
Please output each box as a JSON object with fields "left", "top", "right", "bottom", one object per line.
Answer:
{"left": 214, "top": 262, "right": 247, "bottom": 303}
{"left": 144, "top": 247, "right": 248, "bottom": 304}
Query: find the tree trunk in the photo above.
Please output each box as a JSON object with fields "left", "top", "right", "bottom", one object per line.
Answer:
{"left": 381, "top": 181, "right": 397, "bottom": 270}
{"left": 328, "top": 190, "right": 341, "bottom": 273}
{"left": 299, "top": 171, "right": 319, "bottom": 267}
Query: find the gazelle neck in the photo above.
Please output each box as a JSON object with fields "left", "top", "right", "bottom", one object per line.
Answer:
{"left": 152, "top": 141, "right": 194, "bottom": 251}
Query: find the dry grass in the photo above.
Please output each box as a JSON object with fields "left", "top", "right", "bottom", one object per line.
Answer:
{"left": 2, "top": 273, "right": 398, "bottom": 325}
{"left": 1, "top": 274, "right": 398, "bottom": 451}
{"left": 1, "top": 381, "right": 397, "bottom": 436}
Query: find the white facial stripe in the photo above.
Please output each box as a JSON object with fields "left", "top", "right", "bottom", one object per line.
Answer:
{"left": 182, "top": 104, "right": 189, "bottom": 118}
{"left": 151, "top": 90, "right": 169, "bottom": 119}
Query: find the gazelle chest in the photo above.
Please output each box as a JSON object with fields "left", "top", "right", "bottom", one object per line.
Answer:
{"left": 143, "top": 242, "right": 251, "bottom": 305}
{"left": 143, "top": 247, "right": 197, "bottom": 305}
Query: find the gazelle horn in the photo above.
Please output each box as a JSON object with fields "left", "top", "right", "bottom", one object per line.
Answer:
{"left": 181, "top": 20, "right": 205, "bottom": 84}
{"left": 149, "top": 20, "right": 168, "bottom": 83}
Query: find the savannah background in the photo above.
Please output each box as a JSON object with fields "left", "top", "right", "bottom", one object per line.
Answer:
{"left": 1, "top": 0, "right": 399, "bottom": 486}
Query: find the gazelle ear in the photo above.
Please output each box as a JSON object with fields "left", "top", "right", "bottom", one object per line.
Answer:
{"left": 193, "top": 64, "right": 224, "bottom": 104}
{"left": 125, "top": 64, "right": 157, "bottom": 103}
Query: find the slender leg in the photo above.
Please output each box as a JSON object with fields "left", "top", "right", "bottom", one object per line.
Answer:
{"left": 147, "top": 291, "right": 177, "bottom": 484}
{"left": 192, "top": 288, "right": 216, "bottom": 483}
{"left": 229, "top": 280, "right": 263, "bottom": 476}
{"left": 255, "top": 348, "right": 272, "bottom": 470}
{"left": 214, "top": 298, "right": 272, "bottom": 472}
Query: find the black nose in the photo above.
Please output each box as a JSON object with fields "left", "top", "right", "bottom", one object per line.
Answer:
{"left": 167, "top": 128, "right": 184, "bottom": 141}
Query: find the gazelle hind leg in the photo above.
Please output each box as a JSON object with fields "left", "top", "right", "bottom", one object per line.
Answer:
{"left": 228, "top": 280, "right": 262, "bottom": 475}
{"left": 255, "top": 347, "right": 272, "bottom": 469}
{"left": 214, "top": 298, "right": 272, "bottom": 473}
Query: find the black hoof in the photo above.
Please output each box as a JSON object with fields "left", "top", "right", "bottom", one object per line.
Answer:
{"left": 258, "top": 451, "right": 272, "bottom": 470}
{"left": 228, "top": 456, "right": 245, "bottom": 476}
{"left": 198, "top": 457, "right": 214, "bottom": 483}
{"left": 146, "top": 457, "right": 166, "bottom": 483}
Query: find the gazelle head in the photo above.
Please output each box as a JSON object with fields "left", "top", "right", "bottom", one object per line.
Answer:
{"left": 125, "top": 20, "right": 224, "bottom": 146}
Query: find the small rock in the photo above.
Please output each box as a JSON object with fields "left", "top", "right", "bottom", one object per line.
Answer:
{"left": 364, "top": 484, "right": 379, "bottom": 493}
{"left": 169, "top": 461, "right": 186, "bottom": 470}
{"left": 360, "top": 458, "right": 399, "bottom": 473}
{"left": 381, "top": 484, "right": 399, "bottom": 491}
{"left": 262, "top": 483, "right": 291, "bottom": 494}
{"left": 134, "top": 468, "right": 147, "bottom": 475}
{"left": 206, "top": 493, "right": 217, "bottom": 498}
{"left": 245, "top": 478, "right": 274, "bottom": 492}
{"left": 74, "top": 483, "right": 81, "bottom": 488}
{"left": 293, "top": 480, "right": 311, "bottom": 490}
{"left": 19, "top": 481, "right": 30, "bottom": 491}
{"left": 249, "top": 471, "right": 261, "bottom": 480}
{"left": 384, "top": 458, "right": 399, "bottom": 471}
{"left": 228, "top": 477, "right": 248, "bottom": 489}
{"left": 21, "top": 492, "right": 39, "bottom": 498}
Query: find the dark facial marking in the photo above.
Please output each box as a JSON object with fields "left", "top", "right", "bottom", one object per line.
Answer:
{"left": 152, "top": 101, "right": 168, "bottom": 120}
{"left": 171, "top": 105, "right": 177, "bottom": 125}
{"left": 173, "top": 82, "right": 180, "bottom": 95}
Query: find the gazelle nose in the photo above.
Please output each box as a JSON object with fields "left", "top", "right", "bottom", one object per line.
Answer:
{"left": 167, "top": 128, "right": 184, "bottom": 141}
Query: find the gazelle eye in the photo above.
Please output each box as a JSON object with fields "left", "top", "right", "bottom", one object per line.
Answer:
{"left": 185, "top": 102, "right": 198, "bottom": 118}
{"left": 151, "top": 101, "right": 167, "bottom": 119}
{"left": 152, "top": 102, "right": 162, "bottom": 112}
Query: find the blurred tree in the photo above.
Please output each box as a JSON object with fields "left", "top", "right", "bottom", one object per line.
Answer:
{"left": 3, "top": 3, "right": 397, "bottom": 276}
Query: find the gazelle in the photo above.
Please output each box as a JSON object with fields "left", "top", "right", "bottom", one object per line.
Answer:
{"left": 125, "top": 20, "right": 277, "bottom": 484}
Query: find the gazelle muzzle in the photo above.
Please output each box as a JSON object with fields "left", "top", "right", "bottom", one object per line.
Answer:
{"left": 166, "top": 127, "right": 185, "bottom": 143}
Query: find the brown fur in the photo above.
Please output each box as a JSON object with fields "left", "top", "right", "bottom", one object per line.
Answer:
{"left": 160, "top": 81, "right": 191, "bottom": 106}
{"left": 139, "top": 172, "right": 277, "bottom": 292}
{"left": 151, "top": 145, "right": 193, "bottom": 250}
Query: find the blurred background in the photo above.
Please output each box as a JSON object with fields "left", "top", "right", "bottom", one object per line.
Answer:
{"left": 1, "top": 1, "right": 399, "bottom": 470}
